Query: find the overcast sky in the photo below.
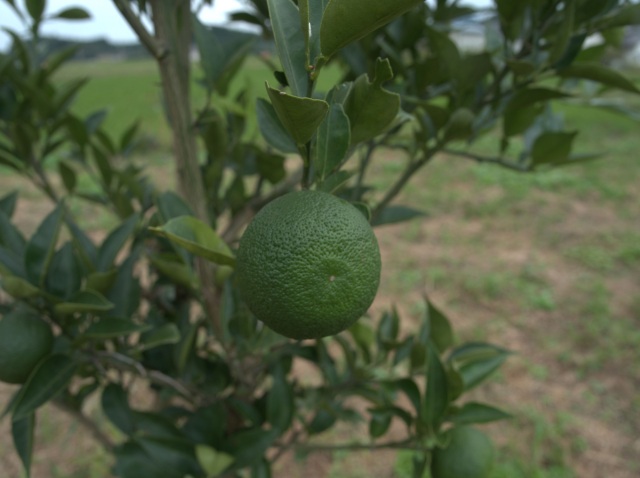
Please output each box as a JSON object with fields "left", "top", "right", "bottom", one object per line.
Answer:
{"left": 0, "top": 0, "right": 493, "bottom": 51}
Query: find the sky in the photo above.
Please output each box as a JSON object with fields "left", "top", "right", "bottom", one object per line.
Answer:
{"left": 0, "top": 0, "right": 493, "bottom": 51}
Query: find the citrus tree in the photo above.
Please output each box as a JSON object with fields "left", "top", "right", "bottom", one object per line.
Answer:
{"left": 1, "top": 0, "right": 639, "bottom": 477}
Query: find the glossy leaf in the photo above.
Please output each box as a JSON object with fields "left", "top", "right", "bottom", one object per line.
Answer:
{"left": 317, "top": 169, "right": 354, "bottom": 193}
{"left": 266, "top": 84, "right": 329, "bottom": 145}
{"left": 54, "top": 289, "right": 114, "bottom": 315}
{"left": 256, "top": 98, "right": 298, "bottom": 153}
{"left": 26, "top": 0, "right": 45, "bottom": 21}
{"left": 24, "top": 204, "right": 65, "bottom": 286}
{"left": 320, "top": 0, "right": 422, "bottom": 59}
{"left": 13, "top": 354, "right": 77, "bottom": 420}
{"left": 102, "top": 384, "right": 135, "bottom": 436}
{"left": 267, "top": 0, "right": 309, "bottom": 97}
{"left": 149, "top": 216, "right": 235, "bottom": 267}
{"left": 84, "top": 317, "right": 152, "bottom": 339}
{"left": 448, "top": 402, "right": 512, "bottom": 426}
{"left": 314, "top": 103, "right": 350, "bottom": 181}
{"left": 12, "top": 413, "right": 35, "bottom": 478}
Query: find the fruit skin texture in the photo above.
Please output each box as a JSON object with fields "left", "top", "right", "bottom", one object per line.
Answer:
{"left": 431, "top": 426, "right": 495, "bottom": 478}
{"left": 0, "top": 305, "right": 54, "bottom": 384}
{"left": 236, "top": 190, "right": 381, "bottom": 340}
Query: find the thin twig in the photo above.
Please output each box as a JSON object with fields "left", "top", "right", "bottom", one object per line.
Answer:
{"left": 292, "top": 438, "right": 425, "bottom": 452}
{"left": 52, "top": 400, "right": 115, "bottom": 452}
{"left": 443, "top": 148, "right": 530, "bottom": 172}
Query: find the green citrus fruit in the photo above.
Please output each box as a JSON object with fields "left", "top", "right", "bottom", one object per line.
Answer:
{"left": 431, "top": 426, "right": 495, "bottom": 478}
{"left": 236, "top": 190, "right": 381, "bottom": 340}
{"left": 0, "top": 305, "right": 54, "bottom": 384}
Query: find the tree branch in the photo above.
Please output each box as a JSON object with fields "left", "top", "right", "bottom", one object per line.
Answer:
{"left": 292, "top": 438, "right": 425, "bottom": 452}
{"left": 113, "top": 0, "right": 166, "bottom": 60}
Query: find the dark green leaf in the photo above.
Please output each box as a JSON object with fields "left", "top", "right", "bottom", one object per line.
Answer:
{"left": 102, "top": 384, "right": 135, "bottom": 436}
{"left": 307, "top": 408, "right": 337, "bottom": 435}
{"left": 227, "top": 428, "right": 279, "bottom": 469}
{"left": 113, "top": 441, "right": 176, "bottom": 478}
{"left": 448, "top": 402, "right": 512, "bottom": 426}
{"left": 314, "top": 103, "right": 350, "bottom": 181}
{"left": 558, "top": 63, "right": 640, "bottom": 94}
{"left": 26, "top": 0, "right": 45, "bottom": 21}
{"left": 105, "top": 252, "right": 141, "bottom": 318}
{"left": 24, "top": 204, "right": 65, "bottom": 286}
{"left": 11, "top": 413, "right": 35, "bottom": 478}
{"left": 46, "top": 242, "right": 82, "bottom": 299}
{"left": 54, "top": 289, "right": 114, "bottom": 315}
{"left": 425, "top": 298, "right": 454, "bottom": 353}
{"left": 52, "top": 7, "right": 90, "bottom": 20}
{"left": 423, "top": 343, "right": 449, "bottom": 433}
{"left": 13, "top": 354, "right": 77, "bottom": 420}
{"left": 266, "top": 361, "right": 294, "bottom": 432}
{"left": 0, "top": 190, "right": 18, "bottom": 217}
{"left": 256, "top": 98, "right": 298, "bottom": 153}
{"left": 369, "top": 408, "right": 393, "bottom": 438}
{"left": 139, "top": 324, "right": 181, "bottom": 351}
{"left": 156, "top": 191, "right": 194, "bottom": 222}
{"left": 137, "top": 436, "right": 202, "bottom": 477}
{"left": 84, "top": 318, "right": 152, "bottom": 339}
{"left": 0, "top": 209, "right": 26, "bottom": 255}
{"left": 0, "top": 276, "right": 40, "bottom": 299}
{"left": 149, "top": 216, "right": 235, "bottom": 267}
{"left": 448, "top": 342, "right": 511, "bottom": 391}
{"left": 266, "top": 83, "right": 329, "bottom": 145}
{"left": 317, "top": 169, "right": 355, "bottom": 193}
{"left": 371, "top": 205, "right": 425, "bottom": 227}
{"left": 531, "top": 131, "right": 578, "bottom": 167}
{"left": 266, "top": 0, "right": 309, "bottom": 96}
{"left": 58, "top": 161, "right": 77, "bottom": 193}
{"left": 443, "top": 108, "right": 474, "bottom": 143}
{"left": 320, "top": 0, "right": 422, "bottom": 59}
{"left": 343, "top": 58, "right": 400, "bottom": 145}
{"left": 97, "top": 213, "right": 140, "bottom": 271}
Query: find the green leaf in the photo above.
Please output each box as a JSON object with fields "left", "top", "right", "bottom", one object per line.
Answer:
{"left": 12, "top": 413, "right": 35, "bottom": 478}
{"left": 52, "top": 7, "right": 90, "bottom": 20}
{"left": 97, "top": 213, "right": 140, "bottom": 272}
{"left": 137, "top": 436, "right": 202, "bottom": 477}
{"left": 393, "top": 378, "right": 421, "bottom": 418}
{"left": 448, "top": 402, "right": 512, "bottom": 426}
{"left": 156, "top": 191, "right": 194, "bottom": 222}
{"left": 105, "top": 253, "right": 141, "bottom": 318}
{"left": 256, "top": 98, "right": 298, "bottom": 153}
{"left": 0, "top": 190, "right": 18, "bottom": 217}
{"left": 86, "top": 269, "right": 118, "bottom": 294}
{"left": 443, "top": 108, "right": 475, "bottom": 143}
{"left": 149, "top": 216, "right": 235, "bottom": 267}
{"left": 423, "top": 343, "right": 449, "bottom": 433}
{"left": 149, "top": 255, "right": 198, "bottom": 290}
{"left": 266, "top": 0, "right": 309, "bottom": 96}
{"left": 320, "top": 0, "right": 422, "bottom": 59}
{"left": 0, "top": 210, "right": 26, "bottom": 254}
{"left": 593, "top": 3, "right": 640, "bottom": 29}
{"left": 306, "top": 408, "right": 337, "bottom": 435}
{"left": 317, "top": 169, "right": 355, "bottom": 193}
{"left": 425, "top": 298, "right": 454, "bottom": 353}
{"left": 58, "top": 161, "right": 77, "bottom": 194}
{"left": 54, "top": 289, "right": 114, "bottom": 315}
{"left": 227, "top": 428, "right": 279, "bottom": 469}
{"left": 531, "top": 131, "right": 578, "bottom": 167}
{"left": 26, "top": 0, "right": 45, "bottom": 21}
{"left": 102, "top": 384, "right": 136, "bottom": 436}
{"left": 558, "top": 63, "right": 640, "bottom": 94}
{"left": 196, "top": 445, "right": 234, "bottom": 477}
{"left": 1, "top": 275, "right": 40, "bottom": 299}
{"left": 139, "top": 324, "right": 181, "bottom": 351}
{"left": 371, "top": 205, "right": 425, "bottom": 227}
{"left": 13, "top": 354, "right": 77, "bottom": 420}
{"left": 504, "top": 88, "right": 571, "bottom": 137}
{"left": 299, "top": 0, "right": 329, "bottom": 66}
{"left": 24, "top": 204, "right": 65, "bottom": 287}
{"left": 192, "top": 17, "right": 256, "bottom": 94}
{"left": 266, "top": 361, "right": 294, "bottom": 432}
{"left": 314, "top": 103, "right": 350, "bottom": 181}
{"left": 46, "top": 242, "right": 82, "bottom": 299}
{"left": 266, "top": 83, "right": 329, "bottom": 145}
{"left": 369, "top": 408, "right": 393, "bottom": 438}
{"left": 448, "top": 343, "right": 511, "bottom": 391}
{"left": 343, "top": 58, "right": 400, "bottom": 145}
{"left": 113, "top": 441, "right": 176, "bottom": 478}
{"left": 85, "top": 318, "right": 152, "bottom": 339}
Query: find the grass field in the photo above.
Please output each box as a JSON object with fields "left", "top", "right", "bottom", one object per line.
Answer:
{"left": 1, "top": 57, "right": 639, "bottom": 477}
